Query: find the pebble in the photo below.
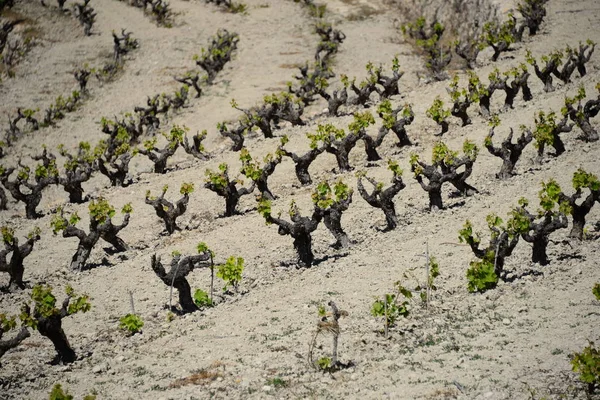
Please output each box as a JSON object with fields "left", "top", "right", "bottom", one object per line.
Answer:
{"left": 92, "top": 364, "right": 105, "bottom": 374}
{"left": 502, "top": 318, "right": 511, "bottom": 325}
{"left": 262, "top": 385, "right": 272, "bottom": 392}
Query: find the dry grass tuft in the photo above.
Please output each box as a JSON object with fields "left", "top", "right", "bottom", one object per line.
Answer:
{"left": 169, "top": 368, "right": 223, "bottom": 388}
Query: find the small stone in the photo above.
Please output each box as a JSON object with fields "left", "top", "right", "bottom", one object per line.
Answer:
{"left": 262, "top": 385, "right": 272, "bottom": 392}
{"left": 502, "top": 318, "right": 510, "bottom": 325}
{"left": 92, "top": 364, "right": 104, "bottom": 374}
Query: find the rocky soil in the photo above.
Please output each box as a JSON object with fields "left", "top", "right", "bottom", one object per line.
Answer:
{"left": 0, "top": 0, "right": 599, "bottom": 399}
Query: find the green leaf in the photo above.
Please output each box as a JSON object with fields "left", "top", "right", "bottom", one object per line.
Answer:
{"left": 216, "top": 256, "right": 244, "bottom": 291}
{"left": 466, "top": 260, "right": 498, "bottom": 293}
{"left": 193, "top": 289, "right": 213, "bottom": 307}
{"left": 119, "top": 314, "right": 144, "bottom": 335}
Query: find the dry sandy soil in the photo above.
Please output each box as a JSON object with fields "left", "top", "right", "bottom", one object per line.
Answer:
{"left": 1, "top": 0, "right": 600, "bottom": 398}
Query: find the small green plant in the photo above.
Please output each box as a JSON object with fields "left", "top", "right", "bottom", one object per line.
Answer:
{"left": 119, "top": 314, "right": 144, "bottom": 335}
{"left": 371, "top": 287, "right": 410, "bottom": 333}
{"left": 48, "top": 383, "right": 96, "bottom": 400}
{"left": 593, "top": 283, "right": 600, "bottom": 301}
{"left": 267, "top": 377, "right": 287, "bottom": 388}
{"left": 193, "top": 289, "right": 213, "bottom": 307}
{"left": 571, "top": 342, "right": 600, "bottom": 394}
{"left": 316, "top": 357, "right": 332, "bottom": 370}
{"left": 369, "top": 257, "right": 440, "bottom": 338}
{"left": 426, "top": 96, "right": 451, "bottom": 135}
{"left": 465, "top": 259, "right": 499, "bottom": 293}
{"left": 216, "top": 256, "right": 244, "bottom": 291}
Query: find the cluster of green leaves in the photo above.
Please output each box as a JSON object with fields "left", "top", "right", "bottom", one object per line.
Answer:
{"left": 257, "top": 196, "right": 272, "bottom": 222}
{"left": 193, "top": 242, "right": 215, "bottom": 307}
{"left": 193, "top": 30, "right": 239, "bottom": 69}
{"left": 421, "top": 257, "right": 440, "bottom": 302}
{"left": 377, "top": 99, "right": 412, "bottom": 129}
{"left": 216, "top": 256, "right": 244, "bottom": 291}
{"left": 180, "top": 182, "right": 194, "bottom": 195}
{"left": 339, "top": 74, "right": 354, "bottom": 89}
{"left": 531, "top": 111, "right": 559, "bottom": 149}
{"left": 41, "top": 91, "right": 82, "bottom": 127}
{"left": 348, "top": 111, "right": 375, "bottom": 134}
{"left": 316, "top": 356, "right": 332, "bottom": 370}
{"left": 263, "top": 91, "right": 301, "bottom": 107}
{"left": 20, "top": 159, "right": 59, "bottom": 182}
{"left": 371, "top": 282, "right": 411, "bottom": 327}
{"left": 538, "top": 180, "right": 571, "bottom": 215}
{"left": 506, "top": 63, "right": 529, "bottom": 79}
{"left": 311, "top": 180, "right": 351, "bottom": 209}
{"left": 205, "top": 163, "right": 235, "bottom": 190}
{"left": 89, "top": 198, "right": 116, "bottom": 223}
{"left": 525, "top": 49, "right": 563, "bottom": 68}
{"left": 430, "top": 140, "right": 478, "bottom": 166}
{"left": 447, "top": 75, "right": 471, "bottom": 103}
{"left": 562, "top": 86, "right": 587, "bottom": 118}
{"left": 465, "top": 257, "right": 498, "bottom": 293}
{"left": 466, "top": 71, "right": 489, "bottom": 103}
{"left": 426, "top": 97, "right": 450, "bottom": 124}
{"left": 571, "top": 342, "right": 600, "bottom": 393}
{"left": 387, "top": 159, "right": 403, "bottom": 178}
{"left": 307, "top": 123, "right": 345, "bottom": 148}
{"left": 415, "top": 33, "right": 442, "bottom": 55}
{"left": 1, "top": 225, "right": 14, "bottom": 244}
{"left": 119, "top": 314, "right": 144, "bottom": 335}
{"left": 98, "top": 123, "right": 135, "bottom": 157}
{"left": 193, "top": 289, "right": 213, "bottom": 308}
{"left": 59, "top": 142, "right": 96, "bottom": 171}
{"left": 143, "top": 125, "right": 186, "bottom": 152}
{"left": 51, "top": 199, "right": 131, "bottom": 233}
{"left": 479, "top": 18, "right": 516, "bottom": 49}
{"left": 239, "top": 148, "right": 264, "bottom": 181}
{"left": 0, "top": 312, "right": 18, "bottom": 333}
{"left": 593, "top": 283, "right": 600, "bottom": 301}
{"left": 49, "top": 384, "right": 96, "bottom": 400}
{"left": 20, "top": 285, "right": 91, "bottom": 328}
